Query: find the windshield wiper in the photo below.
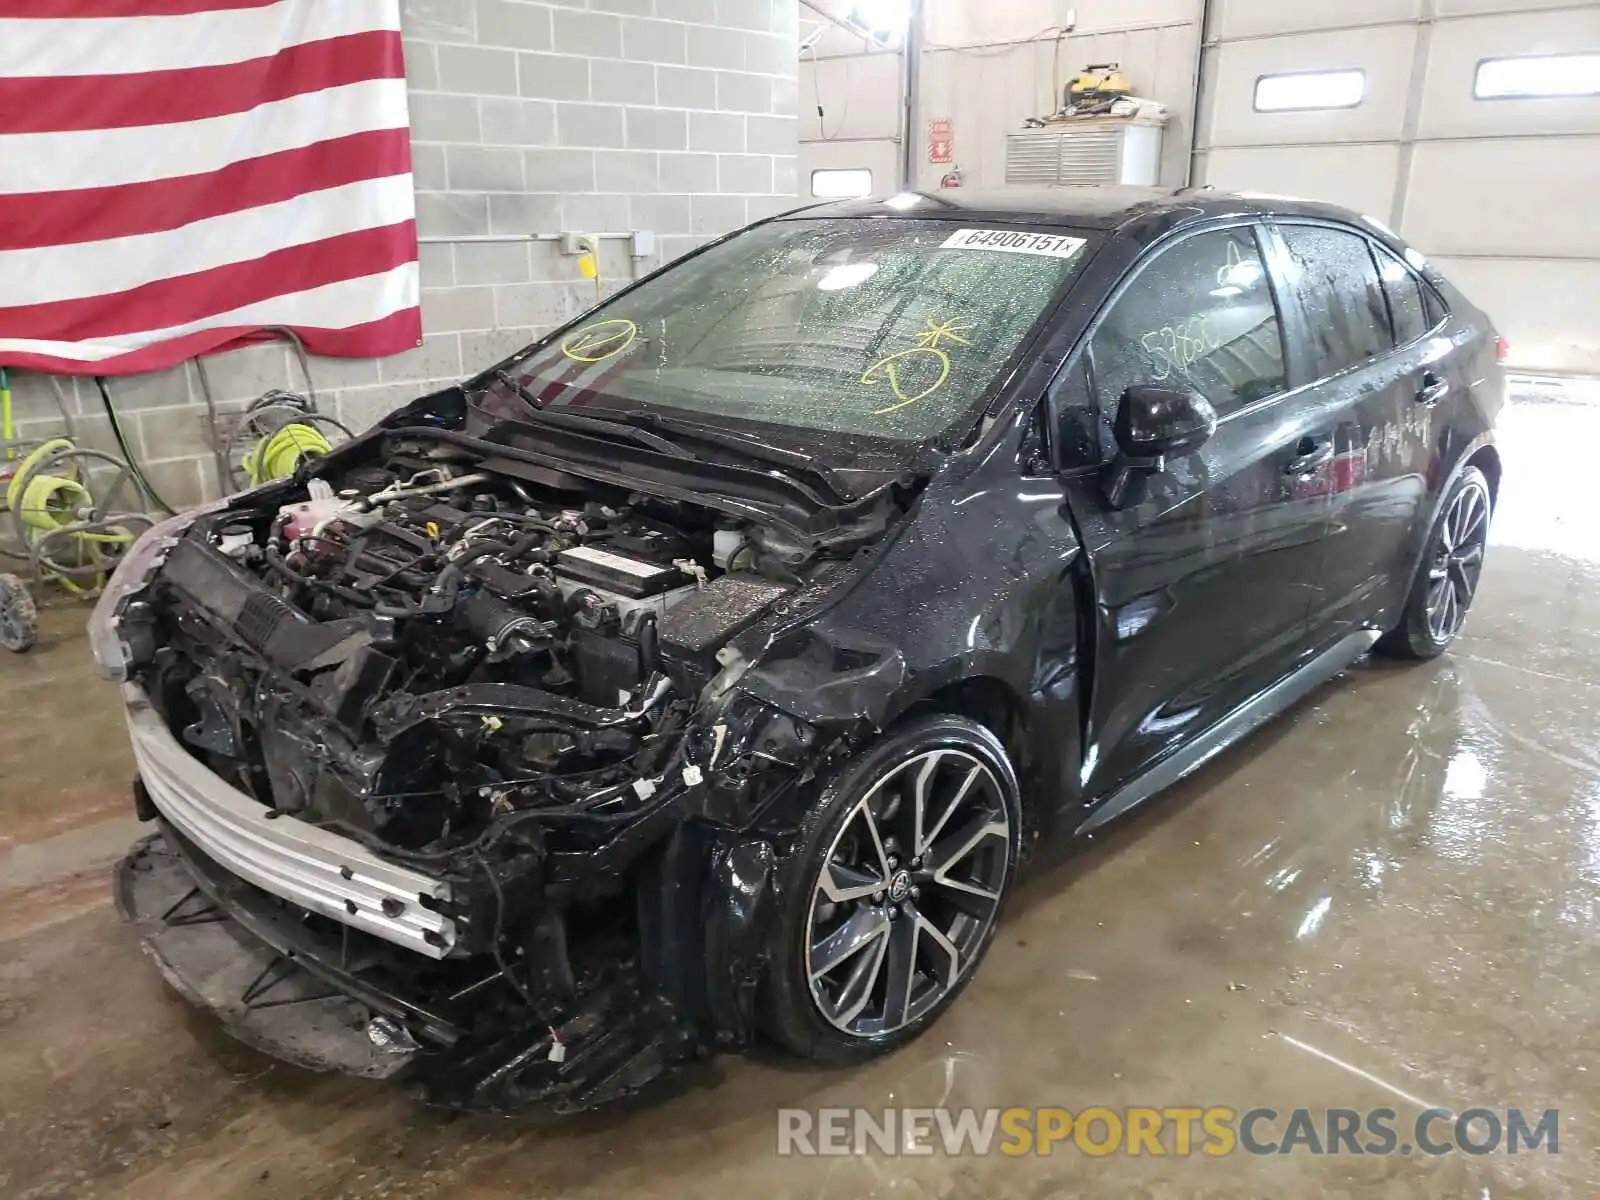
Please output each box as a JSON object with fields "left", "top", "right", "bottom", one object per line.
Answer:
{"left": 577, "top": 409, "right": 854, "bottom": 500}
{"left": 485, "top": 377, "right": 859, "bottom": 501}
{"left": 484, "top": 374, "right": 693, "bottom": 458}
{"left": 492, "top": 368, "right": 544, "bottom": 410}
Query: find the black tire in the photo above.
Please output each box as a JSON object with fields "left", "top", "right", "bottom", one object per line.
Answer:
{"left": 761, "top": 713, "right": 1022, "bottom": 1064}
{"left": 0, "top": 572, "right": 38, "bottom": 653}
{"left": 1377, "top": 465, "right": 1491, "bottom": 661}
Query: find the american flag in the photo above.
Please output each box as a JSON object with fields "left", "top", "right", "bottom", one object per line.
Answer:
{"left": 0, "top": 0, "right": 422, "bottom": 376}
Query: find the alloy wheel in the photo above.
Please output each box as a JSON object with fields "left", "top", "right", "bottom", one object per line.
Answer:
{"left": 1425, "top": 478, "right": 1490, "bottom": 643}
{"left": 804, "top": 748, "right": 1012, "bottom": 1038}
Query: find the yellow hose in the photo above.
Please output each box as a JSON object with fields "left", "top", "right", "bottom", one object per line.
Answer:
{"left": 5, "top": 438, "right": 76, "bottom": 524}
{"left": 17, "top": 473, "right": 94, "bottom": 534}
{"left": 5, "top": 439, "right": 136, "bottom": 595}
{"left": 243, "top": 422, "right": 332, "bottom": 485}
{"left": 1, "top": 367, "right": 12, "bottom": 459}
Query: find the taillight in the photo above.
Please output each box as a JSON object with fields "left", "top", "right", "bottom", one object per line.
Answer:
{"left": 1495, "top": 336, "right": 1511, "bottom": 363}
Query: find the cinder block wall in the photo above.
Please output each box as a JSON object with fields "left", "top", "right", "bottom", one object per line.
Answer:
{"left": 4, "top": 0, "right": 800, "bottom": 511}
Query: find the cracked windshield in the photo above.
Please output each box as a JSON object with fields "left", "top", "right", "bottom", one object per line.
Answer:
{"left": 504, "top": 218, "right": 1095, "bottom": 442}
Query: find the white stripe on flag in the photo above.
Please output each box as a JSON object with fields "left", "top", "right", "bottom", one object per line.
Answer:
{"left": 0, "top": 174, "right": 417, "bottom": 308}
{"left": 0, "top": 78, "right": 409, "bottom": 196}
{"left": 0, "top": 263, "right": 420, "bottom": 363}
{"left": 0, "top": 1, "right": 399, "bottom": 79}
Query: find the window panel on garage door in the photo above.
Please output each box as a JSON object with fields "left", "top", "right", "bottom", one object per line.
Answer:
{"left": 1279, "top": 224, "right": 1393, "bottom": 376}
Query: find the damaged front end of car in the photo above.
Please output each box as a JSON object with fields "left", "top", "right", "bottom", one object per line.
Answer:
{"left": 99, "top": 390, "right": 916, "bottom": 1111}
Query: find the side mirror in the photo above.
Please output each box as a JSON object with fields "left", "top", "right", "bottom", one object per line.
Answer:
{"left": 1114, "top": 385, "right": 1218, "bottom": 460}
{"left": 1103, "top": 386, "right": 1217, "bottom": 509}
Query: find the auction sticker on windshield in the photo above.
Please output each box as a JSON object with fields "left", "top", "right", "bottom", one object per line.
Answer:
{"left": 941, "top": 229, "right": 1087, "bottom": 258}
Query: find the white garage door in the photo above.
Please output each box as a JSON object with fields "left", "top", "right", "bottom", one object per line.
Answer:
{"left": 798, "top": 31, "right": 903, "bottom": 203}
{"left": 1195, "top": 0, "right": 1600, "bottom": 375}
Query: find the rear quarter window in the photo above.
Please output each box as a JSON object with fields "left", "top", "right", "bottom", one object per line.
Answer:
{"left": 1375, "top": 246, "right": 1429, "bottom": 346}
{"left": 1279, "top": 224, "right": 1393, "bottom": 378}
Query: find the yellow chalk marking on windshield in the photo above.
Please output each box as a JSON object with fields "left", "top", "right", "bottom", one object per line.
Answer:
{"left": 863, "top": 346, "right": 952, "bottom": 415}
{"left": 862, "top": 315, "right": 973, "bottom": 414}
{"left": 914, "top": 318, "right": 974, "bottom": 350}
{"left": 562, "top": 318, "right": 638, "bottom": 363}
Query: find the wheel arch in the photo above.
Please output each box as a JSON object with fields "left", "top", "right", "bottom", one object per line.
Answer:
{"left": 905, "top": 676, "right": 1027, "bottom": 749}
{"left": 1403, "top": 433, "right": 1498, "bottom": 592}
{"left": 1378, "top": 439, "right": 1495, "bottom": 660}
{"left": 1466, "top": 443, "right": 1501, "bottom": 511}
{"left": 899, "top": 675, "right": 1049, "bottom": 842}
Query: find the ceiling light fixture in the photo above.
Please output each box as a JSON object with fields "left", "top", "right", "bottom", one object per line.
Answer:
{"left": 847, "top": 0, "right": 911, "bottom": 44}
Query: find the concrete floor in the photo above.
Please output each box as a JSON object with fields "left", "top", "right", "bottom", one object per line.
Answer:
{"left": 3, "top": 392, "right": 1598, "bottom": 1198}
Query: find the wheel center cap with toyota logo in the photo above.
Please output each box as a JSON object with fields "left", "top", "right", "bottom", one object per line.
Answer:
{"left": 888, "top": 870, "right": 913, "bottom": 903}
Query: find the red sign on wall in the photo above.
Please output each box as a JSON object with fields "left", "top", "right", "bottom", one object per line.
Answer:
{"left": 928, "top": 117, "right": 954, "bottom": 164}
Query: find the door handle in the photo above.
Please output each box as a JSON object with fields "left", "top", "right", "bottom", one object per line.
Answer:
{"left": 1284, "top": 437, "right": 1334, "bottom": 478}
{"left": 1417, "top": 373, "right": 1451, "bottom": 407}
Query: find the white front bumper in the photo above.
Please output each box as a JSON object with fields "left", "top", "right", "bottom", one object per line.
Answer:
{"left": 124, "top": 684, "right": 458, "bottom": 959}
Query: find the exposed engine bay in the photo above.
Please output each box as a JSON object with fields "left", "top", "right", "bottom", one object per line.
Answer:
{"left": 112, "top": 411, "right": 911, "bottom": 1109}
{"left": 139, "top": 441, "right": 796, "bottom": 857}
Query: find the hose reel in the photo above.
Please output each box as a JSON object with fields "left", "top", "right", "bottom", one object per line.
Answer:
{"left": 228, "top": 391, "right": 351, "bottom": 488}
{"left": 3, "top": 439, "right": 154, "bottom": 598}
{"left": 0, "top": 371, "right": 342, "bottom": 652}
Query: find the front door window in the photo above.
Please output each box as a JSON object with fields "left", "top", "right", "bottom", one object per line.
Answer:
{"left": 1054, "top": 227, "right": 1288, "bottom": 466}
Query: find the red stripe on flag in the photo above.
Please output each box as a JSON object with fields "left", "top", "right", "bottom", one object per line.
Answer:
{"left": 1, "top": 309, "right": 423, "bottom": 377}
{"left": 0, "top": 222, "right": 418, "bottom": 342}
{"left": 0, "top": 129, "right": 413, "bottom": 253}
{"left": 0, "top": 30, "right": 404, "bottom": 135}
{"left": 0, "top": 0, "right": 277, "bottom": 16}
{"left": 276, "top": 310, "right": 423, "bottom": 361}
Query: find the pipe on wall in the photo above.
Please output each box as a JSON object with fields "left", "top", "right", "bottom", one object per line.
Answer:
{"left": 1185, "top": 0, "right": 1217, "bottom": 187}
{"left": 899, "top": 0, "right": 924, "bottom": 190}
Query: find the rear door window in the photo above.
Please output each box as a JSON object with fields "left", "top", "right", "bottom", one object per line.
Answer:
{"left": 1085, "top": 226, "right": 1289, "bottom": 421}
{"left": 1374, "top": 245, "right": 1429, "bottom": 346}
{"left": 1280, "top": 224, "right": 1393, "bottom": 377}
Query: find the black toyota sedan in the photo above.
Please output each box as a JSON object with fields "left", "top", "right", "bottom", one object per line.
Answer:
{"left": 95, "top": 187, "right": 1502, "bottom": 1110}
